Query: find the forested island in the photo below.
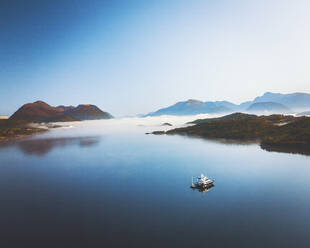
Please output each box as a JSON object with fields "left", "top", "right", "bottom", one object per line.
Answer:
{"left": 152, "top": 113, "right": 310, "bottom": 155}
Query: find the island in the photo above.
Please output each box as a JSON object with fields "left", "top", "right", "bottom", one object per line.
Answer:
{"left": 10, "top": 101, "right": 113, "bottom": 122}
{"left": 151, "top": 113, "right": 310, "bottom": 155}
{"left": 0, "top": 119, "right": 47, "bottom": 142}
{"left": 0, "top": 100, "right": 113, "bottom": 142}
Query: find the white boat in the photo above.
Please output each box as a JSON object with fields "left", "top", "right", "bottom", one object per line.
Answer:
{"left": 190, "top": 174, "right": 214, "bottom": 189}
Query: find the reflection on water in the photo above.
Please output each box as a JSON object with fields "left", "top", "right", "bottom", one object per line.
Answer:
{"left": 175, "top": 135, "right": 310, "bottom": 156}
{"left": 201, "top": 137, "right": 259, "bottom": 145}
{"left": 1, "top": 136, "right": 101, "bottom": 156}
{"left": 217, "top": 138, "right": 310, "bottom": 156}
{"left": 190, "top": 184, "right": 215, "bottom": 194}
{"left": 261, "top": 143, "right": 310, "bottom": 156}
{"left": 1, "top": 118, "right": 310, "bottom": 248}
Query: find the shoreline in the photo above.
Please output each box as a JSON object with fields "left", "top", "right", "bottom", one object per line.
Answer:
{"left": 0, "top": 128, "right": 48, "bottom": 143}
{"left": 149, "top": 113, "right": 310, "bottom": 156}
{"left": 0, "top": 120, "right": 54, "bottom": 143}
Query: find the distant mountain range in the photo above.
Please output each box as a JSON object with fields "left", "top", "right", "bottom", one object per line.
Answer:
{"left": 145, "top": 92, "right": 310, "bottom": 116}
{"left": 297, "top": 111, "right": 310, "bottom": 116}
{"left": 246, "top": 102, "right": 291, "bottom": 114}
{"left": 9, "top": 101, "right": 113, "bottom": 122}
{"left": 145, "top": 99, "right": 232, "bottom": 116}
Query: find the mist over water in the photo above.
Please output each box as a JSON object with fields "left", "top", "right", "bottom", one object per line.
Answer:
{"left": 0, "top": 116, "right": 310, "bottom": 248}
{"left": 53, "top": 114, "right": 214, "bottom": 134}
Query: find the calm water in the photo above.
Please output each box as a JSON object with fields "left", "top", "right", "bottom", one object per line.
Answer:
{"left": 0, "top": 117, "right": 310, "bottom": 248}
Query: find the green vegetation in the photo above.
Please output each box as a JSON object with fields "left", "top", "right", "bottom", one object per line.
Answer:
{"left": 156, "top": 113, "right": 310, "bottom": 155}
{"left": 262, "top": 118, "right": 310, "bottom": 146}
{"left": 0, "top": 119, "right": 46, "bottom": 142}
{"left": 189, "top": 113, "right": 295, "bottom": 125}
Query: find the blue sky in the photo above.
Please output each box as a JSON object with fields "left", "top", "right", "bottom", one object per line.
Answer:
{"left": 1, "top": 0, "right": 310, "bottom": 116}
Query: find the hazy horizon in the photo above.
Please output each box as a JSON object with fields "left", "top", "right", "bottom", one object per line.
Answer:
{"left": 2, "top": 90, "right": 310, "bottom": 117}
{"left": 1, "top": 0, "right": 310, "bottom": 116}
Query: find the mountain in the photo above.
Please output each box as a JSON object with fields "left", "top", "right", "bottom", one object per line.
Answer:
{"left": 252, "top": 92, "right": 310, "bottom": 110}
{"left": 297, "top": 111, "right": 310, "bottom": 116}
{"left": 237, "top": 101, "right": 253, "bottom": 110}
{"left": 64, "top": 104, "right": 113, "bottom": 120}
{"left": 145, "top": 92, "right": 310, "bottom": 116}
{"left": 9, "top": 101, "right": 113, "bottom": 122}
{"left": 9, "top": 101, "right": 76, "bottom": 122}
{"left": 208, "top": 101, "right": 238, "bottom": 110}
{"left": 246, "top": 102, "right": 291, "bottom": 114}
{"left": 146, "top": 99, "right": 233, "bottom": 116}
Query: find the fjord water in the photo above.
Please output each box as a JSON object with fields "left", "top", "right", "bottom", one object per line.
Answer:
{"left": 0, "top": 117, "right": 309, "bottom": 248}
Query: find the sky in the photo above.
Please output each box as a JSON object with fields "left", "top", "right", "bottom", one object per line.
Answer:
{"left": 1, "top": 0, "right": 310, "bottom": 116}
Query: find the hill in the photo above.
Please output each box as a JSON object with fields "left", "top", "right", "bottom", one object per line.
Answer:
{"left": 252, "top": 92, "right": 310, "bottom": 110}
{"left": 297, "top": 111, "right": 310, "bottom": 116}
{"left": 55, "top": 105, "right": 75, "bottom": 112}
{"left": 144, "top": 92, "right": 310, "bottom": 116}
{"left": 246, "top": 102, "right": 291, "bottom": 113}
{"left": 151, "top": 113, "right": 310, "bottom": 155}
{"left": 166, "top": 113, "right": 296, "bottom": 140}
{"left": 261, "top": 118, "right": 310, "bottom": 146}
{"left": 9, "top": 101, "right": 76, "bottom": 122}
{"left": 64, "top": 104, "right": 113, "bottom": 120}
{"left": 9, "top": 101, "right": 113, "bottom": 123}
{"left": 146, "top": 99, "right": 233, "bottom": 116}
{"left": 189, "top": 112, "right": 295, "bottom": 125}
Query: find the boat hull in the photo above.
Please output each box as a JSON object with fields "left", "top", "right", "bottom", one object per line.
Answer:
{"left": 190, "top": 181, "right": 214, "bottom": 189}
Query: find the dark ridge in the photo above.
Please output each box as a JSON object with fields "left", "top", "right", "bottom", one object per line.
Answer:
{"left": 161, "top": 123, "right": 172, "bottom": 126}
{"left": 297, "top": 111, "right": 310, "bottom": 116}
{"left": 188, "top": 112, "right": 295, "bottom": 125}
{"left": 152, "top": 113, "right": 310, "bottom": 155}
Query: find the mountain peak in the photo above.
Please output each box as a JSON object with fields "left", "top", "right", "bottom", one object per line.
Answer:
{"left": 187, "top": 99, "right": 203, "bottom": 103}
{"left": 33, "top": 100, "right": 50, "bottom": 105}
{"left": 77, "top": 104, "right": 91, "bottom": 107}
{"left": 65, "top": 104, "right": 113, "bottom": 120}
{"left": 146, "top": 99, "right": 232, "bottom": 116}
{"left": 144, "top": 92, "right": 310, "bottom": 116}
{"left": 263, "top": 92, "right": 280, "bottom": 96}
{"left": 9, "top": 101, "right": 113, "bottom": 122}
